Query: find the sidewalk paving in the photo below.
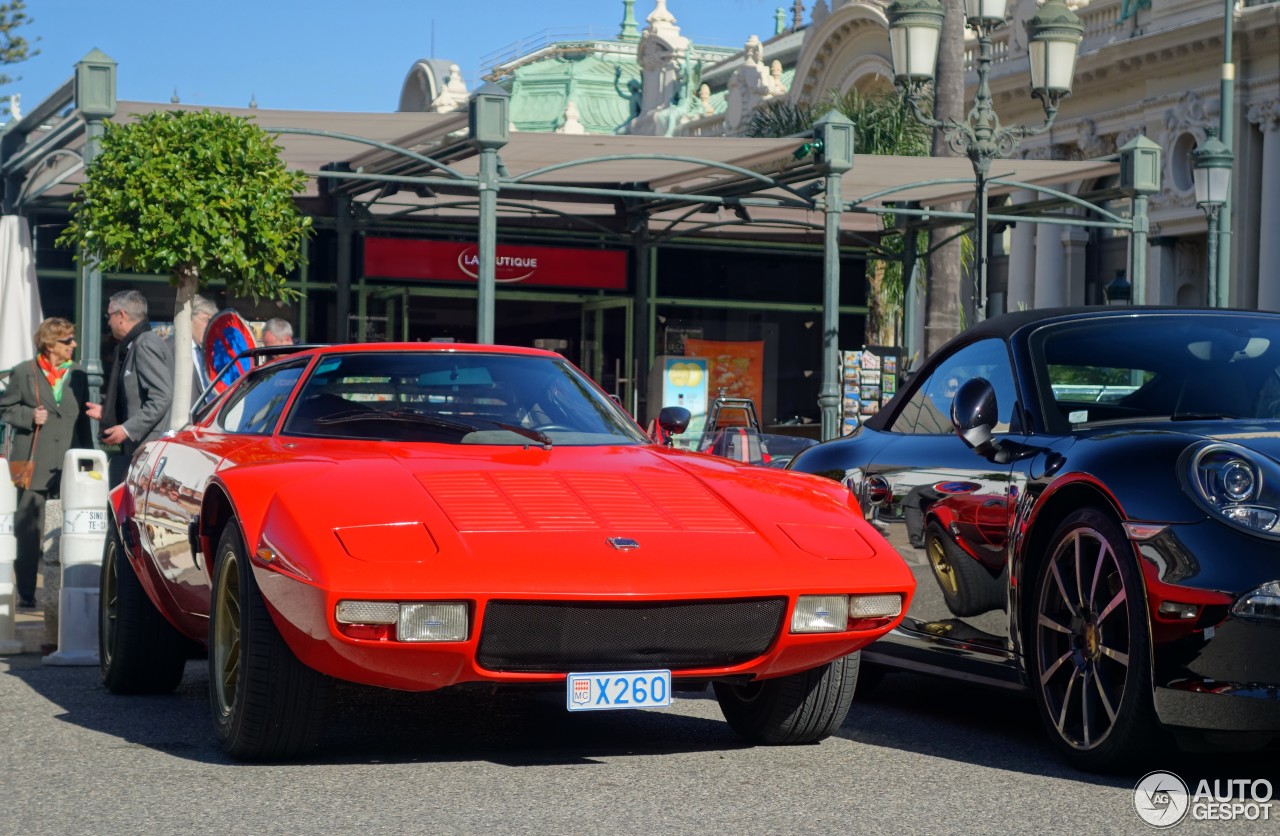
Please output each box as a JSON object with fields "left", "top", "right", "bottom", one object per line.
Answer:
{"left": 13, "top": 598, "right": 46, "bottom": 654}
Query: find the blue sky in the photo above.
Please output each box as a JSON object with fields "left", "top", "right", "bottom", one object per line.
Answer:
{"left": 11, "top": 0, "right": 791, "bottom": 114}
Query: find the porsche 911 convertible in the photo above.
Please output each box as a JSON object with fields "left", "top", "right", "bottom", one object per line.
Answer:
{"left": 789, "top": 307, "right": 1280, "bottom": 772}
{"left": 101, "top": 343, "right": 914, "bottom": 760}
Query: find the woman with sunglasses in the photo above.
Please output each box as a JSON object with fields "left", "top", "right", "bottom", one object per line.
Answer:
{"left": 0, "top": 317, "right": 94, "bottom": 610}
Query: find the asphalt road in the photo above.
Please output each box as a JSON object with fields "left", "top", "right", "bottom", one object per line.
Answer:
{"left": 1, "top": 653, "right": 1274, "bottom": 835}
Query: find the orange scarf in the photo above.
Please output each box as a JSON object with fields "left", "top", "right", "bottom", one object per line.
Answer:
{"left": 37, "top": 354, "right": 72, "bottom": 404}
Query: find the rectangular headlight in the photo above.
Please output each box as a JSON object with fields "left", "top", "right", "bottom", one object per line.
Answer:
{"left": 398, "top": 603, "right": 468, "bottom": 642}
{"left": 791, "top": 595, "right": 850, "bottom": 633}
{"left": 850, "top": 593, "right": 903, "bottom": 619}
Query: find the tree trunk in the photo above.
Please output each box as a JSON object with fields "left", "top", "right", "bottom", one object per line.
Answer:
{"left": 924, "top": 0, "right": 967, "bottom": 358}
{"left": 169, "top": 267, "right": 200, "bottom": 431}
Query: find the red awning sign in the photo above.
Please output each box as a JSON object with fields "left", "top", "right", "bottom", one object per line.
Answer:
{"left": 364, "top": 238, "right": 627, "bottom": 291}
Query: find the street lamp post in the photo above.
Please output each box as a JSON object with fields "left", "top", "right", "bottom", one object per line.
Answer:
{"left": 1104, "top": 270, "right": 1132, "bottom": 305}
{"left": 1193, "top": 127, "right": 1232, "bottom": 307}
{"left": 886, "top": 0, "right": 1083, "bottom": 321}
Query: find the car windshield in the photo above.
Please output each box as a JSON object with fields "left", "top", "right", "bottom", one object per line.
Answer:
{"left": 281, "top": 351, "right": 650, "bottom": 446}
{"left": 1034, "top": 313, "right": 1280, "bottom": 430}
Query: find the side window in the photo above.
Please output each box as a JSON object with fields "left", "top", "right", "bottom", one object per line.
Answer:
{"left": 889, "top": 339, "right": 1018, "bottom": 435}
{"left": 218, "top": 362, "right": 307, "bottom": 435}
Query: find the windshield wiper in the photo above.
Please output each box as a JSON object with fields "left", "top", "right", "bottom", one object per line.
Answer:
{"left": 314, "top": 409, "right": 552, "bottom": 447}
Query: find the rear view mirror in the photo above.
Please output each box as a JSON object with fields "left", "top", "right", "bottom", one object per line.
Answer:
{"left": 951, "top": 377, "right": 998, "bottom": 456}
{"left": 658, "top": 406, "right": 691, "bottom": 436}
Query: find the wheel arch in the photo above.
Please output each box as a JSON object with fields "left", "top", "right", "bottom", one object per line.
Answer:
{"left": 1012, "top": 480, "right": 1153, "bottom": 683}
{"left": 199, "top": 483, "right": 243, "bottom": 583}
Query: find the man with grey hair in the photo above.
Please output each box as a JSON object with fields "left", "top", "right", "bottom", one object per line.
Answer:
{"left": 262, "top": 317, "right": 294, "bottom": 346}
{"left": 90, "top": 289, "right": 173, "bottom": 486}
{"left": 169, "top": 293, "right": 218, "bottom": 415}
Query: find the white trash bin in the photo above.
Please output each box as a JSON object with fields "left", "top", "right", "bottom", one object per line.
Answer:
{"left": 0, "top": 458, "right": 21, "bottom": 655}
{"left": 43, "top": 448, "right": 108, "bottom": 666}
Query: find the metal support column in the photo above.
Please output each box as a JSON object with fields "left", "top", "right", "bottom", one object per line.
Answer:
{"left": 74, "top": 50, "right": 117, "bottom": 407}
{"left": 812, "top": 112, "right": 855, "bottom": 441}
{"left": 633, "top": 225, "right": 652, "bottom": 418}
{"left": 1216, "top": 0, "right": 1235, "bottom": 308}
{"left": 476, "top": 148, "right": 498, "bottom": 344}
{"left": 1119, "top": 137, "right": 1162, "bottom": 304}
{"left": 469, "top": 84, "right": 510, "bottom": 345}
{"left": 334, "top": 193, "right": 352, "bottom": 340}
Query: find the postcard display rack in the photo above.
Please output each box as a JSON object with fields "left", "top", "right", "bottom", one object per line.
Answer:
{"left": 840, "top": 347, "right": 902, "bottom": 435}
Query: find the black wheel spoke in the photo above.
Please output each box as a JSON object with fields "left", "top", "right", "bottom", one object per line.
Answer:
{"left": 1048, "top": 560, "right": 1079, "bottom": 620}
{"left": 1037, "top": 612, "right": 1071, "bottom": 635}
{"left": 1097, "top": 586, "right": 1127, "bottom": 623}
{"left": 1080, "top": 673, "right": 1093, "bottom": 747}
{"left": 1040, "top": 648, "right": 1073, "bottom": 686}
{"left": 1088, "top": 537, "right": 1106, "bottom": 606}
{"left": 1091, "top": 667, "right": 1119, "bottom": 724}
{"left": 1098, "top": 644, "right": 1129, "bottom": 667}
{"left": 1054, "top": 667, "right": 1081, "bottom": 733}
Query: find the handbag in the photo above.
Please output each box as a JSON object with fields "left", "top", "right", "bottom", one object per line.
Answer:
{"left": 6, "top": 360, "right": 40, "bottom": 490}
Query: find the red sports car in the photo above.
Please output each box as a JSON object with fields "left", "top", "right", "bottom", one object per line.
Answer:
{"left": 101, "top": 343, "right": 914, "bottom": 760}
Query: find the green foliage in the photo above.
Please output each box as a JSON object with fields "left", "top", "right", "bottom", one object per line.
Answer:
{"left": 829, "top": 89, "right": 930, "bottom": 157}
{"left": 743, "top": 100, "right": 819, "bottom": 139}
{"left": 57, "top": 109, "right": 313, "bottom": 301}
{"left": 0, "top": 1, "right": 38, "bottom": 117}
{"left": 745, "top": 89, "right": 930, "bottom": 155}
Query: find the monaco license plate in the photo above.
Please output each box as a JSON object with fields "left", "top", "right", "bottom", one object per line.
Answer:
{"left": 566, "top": 669, "right": 672, "bottom": 712}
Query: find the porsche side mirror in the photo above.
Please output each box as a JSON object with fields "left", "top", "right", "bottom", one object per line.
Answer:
{"left": 658, "top": 406, "right": 691, "bottom": 436}
{"left": 951, "top": 377, "right": 999, "bottom": 456}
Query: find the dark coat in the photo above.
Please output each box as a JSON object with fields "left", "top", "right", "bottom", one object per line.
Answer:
{"left": 1, "top": 358, "right": 94, "bottom": 494}
{"left": 104, "top": 325, "right": 173, "bottom": 451}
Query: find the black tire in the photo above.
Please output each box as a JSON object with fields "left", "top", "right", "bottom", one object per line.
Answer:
{"left": 99, "top": 516, "right": 189, "bottom": 694}
{"left": 209, "top": 521, "right": 333, "bottom": 760}
{"left": 925, "top": 521, "right": 1005, "bottom": 618}
{"left": 714, "top": 652, "right": 859, "bottom": 744}
{"left": 1031, "top": 507, "right": 1167, "bottom": 773}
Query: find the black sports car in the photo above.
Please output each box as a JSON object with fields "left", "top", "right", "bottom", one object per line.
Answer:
{"left": 790, "top": 307, "right": 1280, "bottom": 772}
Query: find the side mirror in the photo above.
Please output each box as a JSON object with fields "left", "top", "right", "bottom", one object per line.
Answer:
{"left": 951, "top": 377, "right": 999, "bottom": 456}
{"left": 658, "top": 406, "right": 691, "bottom": 436}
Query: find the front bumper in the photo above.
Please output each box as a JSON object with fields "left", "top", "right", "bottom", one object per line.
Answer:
{"left": 1138, "top": 519, "right": 1280, "bottom": 732}
{"left": 255, "top": 567, "right": 908, "bottom": 691}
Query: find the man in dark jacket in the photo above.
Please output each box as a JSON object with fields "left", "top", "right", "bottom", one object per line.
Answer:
{"left": 91, "top": 289, "right": 173, "bottom": 486}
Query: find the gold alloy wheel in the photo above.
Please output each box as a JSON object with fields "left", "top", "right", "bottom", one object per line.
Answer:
{"left": 212, "top": 548, "right": 242, "bottom": 718}
{"left": 928, "top": 537, "right": 959, "bottom": 595}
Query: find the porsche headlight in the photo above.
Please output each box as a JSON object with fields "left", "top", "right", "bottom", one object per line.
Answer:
{"left": 1184, "top": 442, "right": 1280, "bottom": 536}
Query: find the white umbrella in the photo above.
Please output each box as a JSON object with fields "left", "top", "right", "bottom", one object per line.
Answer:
{"left": 0, "top": 214, "right": 44, "bottom": 389}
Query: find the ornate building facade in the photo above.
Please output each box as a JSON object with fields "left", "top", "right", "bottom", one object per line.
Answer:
{"left": 404, "top": 0, "right": 1280, "bottom": 313}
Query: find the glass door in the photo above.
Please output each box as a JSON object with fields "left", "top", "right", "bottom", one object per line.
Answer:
{"left": 581, "top": 297, "right": 634, "bottom": 416}
{"left": 360, "top": 287, "right": 409, "bottom": 342}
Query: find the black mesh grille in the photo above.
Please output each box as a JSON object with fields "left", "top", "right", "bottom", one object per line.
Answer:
{"left": 476, "top": 598, "right": 786, "bottom": 673}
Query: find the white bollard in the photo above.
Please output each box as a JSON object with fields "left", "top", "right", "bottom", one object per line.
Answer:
{"left": 43, "top": 448, "right": 108, "bottom": 666}
{"left": 0, "top": 457, "right": 21, "bottom": 655}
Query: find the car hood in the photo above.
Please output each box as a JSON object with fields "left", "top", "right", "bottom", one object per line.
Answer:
{"left": 240, "top": 442, "right": 910, "bottom": 598}
{"left": 1078, "top": 421, "right": 1280, "bottom": 461}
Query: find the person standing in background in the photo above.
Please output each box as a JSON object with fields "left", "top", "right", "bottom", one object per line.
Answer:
{"left": 90, "top": 289, "right": 173, "bottom": 486}
{"left": 171, "top": 294, "right": 217, "bottom": 416}
{"left": 262, "top": 317, "right": 294, "bottom": 346}
{"left": 0, "top": 318, "right": 94, "bottom": 609}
